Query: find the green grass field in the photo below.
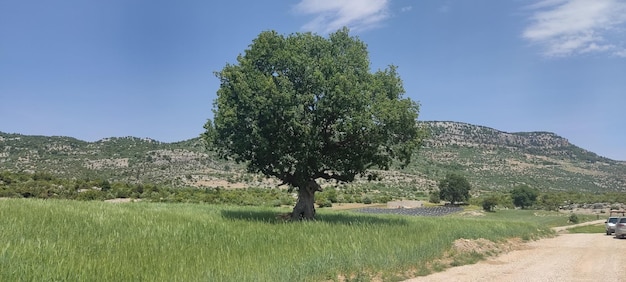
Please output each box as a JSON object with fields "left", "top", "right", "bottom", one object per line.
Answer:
{"left": 567, "top": 223, "right": 606, "bottom": 234}
{"left": 0, "top": 199, "right": 569, "bottom": 281}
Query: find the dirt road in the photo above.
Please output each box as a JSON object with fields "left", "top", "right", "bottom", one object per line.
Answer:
{"left": 407, "top": 222, "right": 626, "bottom": 282}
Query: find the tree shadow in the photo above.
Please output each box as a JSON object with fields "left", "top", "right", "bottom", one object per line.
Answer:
{"left": 220, "top": 209, "right": 409, "bottom": 226}
{"left": 220, "top": 209, "right": 283, "bottom": 224}
{"left": 316, "top": 212, "right": 409, "bottom": 226}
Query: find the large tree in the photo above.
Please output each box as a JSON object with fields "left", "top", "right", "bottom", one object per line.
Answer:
{"left": 203, "top": 28, "right": 425, "bottom": 220}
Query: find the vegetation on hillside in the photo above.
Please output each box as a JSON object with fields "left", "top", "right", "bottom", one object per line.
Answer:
{"left": 2, "top": 121, "right": 625, "bottom": 195}
{"left": 2, "top": 170, "right": 626, "bottom": 212}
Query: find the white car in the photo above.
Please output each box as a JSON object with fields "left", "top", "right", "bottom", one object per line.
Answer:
{"left": 614, "top": 217, "right": 626, "bottom": 239}
{"left": 606, "top": 217, "right": 619, "bottom": 235}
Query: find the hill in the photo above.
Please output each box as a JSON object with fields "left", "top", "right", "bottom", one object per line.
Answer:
{"left": 407, "top": 121, "right": 625, "bottom": 192}
{"left": 1, "top": 121, "right": 625, "bottom": 193}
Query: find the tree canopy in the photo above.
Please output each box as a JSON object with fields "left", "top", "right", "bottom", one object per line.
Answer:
{"left": 438, "top": 173, "right": 471, "bottom": 204}
{"left": 203, "top": 28, "right": 426, "bottom": 219}
{"left": 510, "top": 185, "right": 539, "bottom": 209}
{"left": 482, "top": 195, "right": 499, "bottom": 212}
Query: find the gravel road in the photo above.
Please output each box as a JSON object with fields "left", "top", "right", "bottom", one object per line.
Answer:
{"left": 406, "top": 221, "right": 626, "bottom": 282}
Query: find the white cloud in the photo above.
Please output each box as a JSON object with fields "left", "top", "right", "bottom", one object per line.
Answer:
{"left": 615, "top": 49, "right": 626, "bottom": 58}
{"left": 294, "top": 0, "right": 390, "bottom": 34}
{"left": 401, "top": 6, "right": 413, "bottom": 13}
{"left": 522, "top": 0, "right": 626, "bottom": 57}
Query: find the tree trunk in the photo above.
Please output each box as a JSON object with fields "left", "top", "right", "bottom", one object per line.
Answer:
{"left": 291, "top": 180, "right": 321, "bottom": 221}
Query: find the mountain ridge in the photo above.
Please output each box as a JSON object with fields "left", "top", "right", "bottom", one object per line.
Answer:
{"left": 1, "top": 121, "right": 625, "bottom": 192}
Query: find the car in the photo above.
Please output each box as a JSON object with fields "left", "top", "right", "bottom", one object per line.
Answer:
{"left": 614, "top": 218, "right": 626, "bottom": 239}
{"left": 606, "top": 216, "right": 619, "bottom": 235}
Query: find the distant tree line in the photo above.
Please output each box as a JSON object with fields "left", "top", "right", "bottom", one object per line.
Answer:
{"left": 426, "top": 173, "right": 626, "bottom": 212}
{"left": 3, "top": 170, "right": 624, "bottom": 211}
{"left": 0, "top": 171, "right": 393, "bottom": 207}
{"left": 473, "top": 184, "right": 626, "bottom": 212}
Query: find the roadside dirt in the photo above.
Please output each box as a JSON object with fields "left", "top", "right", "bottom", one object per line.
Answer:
{"left": 406, "top": 220, "right": 625, "bottom": 282}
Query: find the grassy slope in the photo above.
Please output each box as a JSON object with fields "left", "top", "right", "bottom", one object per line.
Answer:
{"left": 0, "top": 199, "right": 566, "bottom": 281}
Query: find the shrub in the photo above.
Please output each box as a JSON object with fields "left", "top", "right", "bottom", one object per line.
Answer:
{"left": 374, "top": 195, "right": 392, "bottom": 204}
{"left": 482, "top": 196, "right": 499, "bottom": 212}
{"left": 429, "top": 191, "right": 440, "bottom": 204}
{"left": 279, "top": 196, "right": 294, "bottom": 206}
{"left": 317, "top": 199, "right": 332, "bottom": 208}
{"left": 76, "top": 190, "right": 105, "bottom": 201}
{"left": 362, "top": 196, "right": 373, "bottom": 204}
{"left": 568, "top": 213, "right": 579, "bottom": 224}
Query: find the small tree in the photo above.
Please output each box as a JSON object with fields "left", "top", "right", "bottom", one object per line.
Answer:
{"left": 428, "top": 190, "right": 440, "bottom": 204}
{"left": 482, "top": 195, "right": 499, "bottom": 212}
{"left": 510, "top": 185, "right": 538, "bottom": 209}
{"left": 438, "top": 173, "right": 471, "bottom": 204}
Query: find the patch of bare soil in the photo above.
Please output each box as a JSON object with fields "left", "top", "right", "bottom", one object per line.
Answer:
{"left": 406, "top": 227, "right": 625, "bottom": 282}
{"left": 414, "top": 238, "right": 526, "bottom": 277}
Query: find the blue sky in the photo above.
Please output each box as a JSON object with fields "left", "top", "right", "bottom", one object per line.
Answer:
{"left": 1, "top": 0, "right": 625, "bottom": 160}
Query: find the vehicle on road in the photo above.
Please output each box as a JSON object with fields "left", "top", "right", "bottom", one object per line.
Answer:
{"left": 614, "top": 217, "right": 626, "bottom": 239}
{"left": 605, "top": 217, "right": 619, "bottom": 235}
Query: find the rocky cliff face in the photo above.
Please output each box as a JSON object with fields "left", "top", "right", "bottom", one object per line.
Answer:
{"left": 422, "top": 121, "right": 606, "bottom": 162}
{"left": 425, "top": 121, "right": 569, "bottom": 149}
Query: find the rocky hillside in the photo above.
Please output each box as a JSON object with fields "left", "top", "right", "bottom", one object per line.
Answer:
{"left": 409, "top": 121, "right": 625, "bottom": 192}
{"left": 1, "top": 121, "right": 625, "bottom": 192}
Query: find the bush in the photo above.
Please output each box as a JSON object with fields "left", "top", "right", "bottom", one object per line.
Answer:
{"left": 568, "top": 213, "right": 579, "bottom": 224}
{"left": 317, "top": 199, "right": 332, "bottom": 208}
{"left": 279, "top": 196, "right": 294, "bottom": 206}
{"left": 429, "top": 191, "right": 440, "bottom": 204}
{"left": 362, "top": 196, "right": 373, "bottom": 204}
{"left": 374, "top": 195, "right": 392, "bottom": 204}
{"left": 76, "top": 190, "right": 105, "bottom": 201}
{"left": 482, "top": 196, "right": 499, "bottom": 212}
{"left": 322, "top": 188, "right": 338, "bottom": 203}
{"left": 342, "top": 195, "right": 354, "bottom": 203}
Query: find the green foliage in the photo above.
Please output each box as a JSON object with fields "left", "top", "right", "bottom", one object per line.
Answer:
{"left": 482, "top": 196, "right": 499, "bottom": 212}
{"left": 568, "top": 213, "right": 579, "bottom": 224}
{"left": 438, "top": 173, "right": 471, "bottom": 204}
{"left": 6, "top": 169, "right": 626, "bottom": 212}
{"left": 316, "top": 198, "right": 333, "bottom": 208}
{"left": 478, "top": 209, "right": 595, "bottom": 228}
{"left": 204, "top": 28, "right": 425, "bottom": 188}
{"left": 362, "top": 196, "right": 373, "bottom": 204}
{"left": 75, "top": 189, "right": 106, "bottom": 201}
{"left": 3, "top": 119, "right": 626, "bottom": 195}
{"left": 317, "top": 187, "right": 338, "bottom": 203}
{"left": 538, "top": 192, "right": 560, "bottom": 211}
{"left": 0, "top": 171, "right": 293, "bottom": 206}
{"left": 429, "top": 190, "right": 440, "bottom": 204}
{"left": 510, "top": 185, "right": 539, "bottom": 209}
{"left": 568, "top": 224, "right": 604, "bottom": 233}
